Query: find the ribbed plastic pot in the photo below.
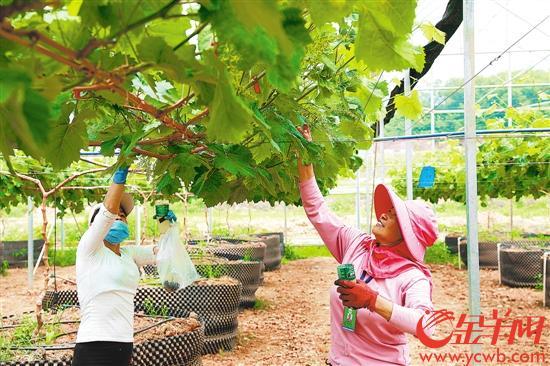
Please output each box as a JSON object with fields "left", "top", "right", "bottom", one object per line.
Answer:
{"left": 444, "top": 234, "right": 463, "bottom": 254}
{"left": 193, "top": 240, "right": 267, "bottom": 283}
{"left": 498, "top": 241, "right": 549, "bottom": 288}
{"left": 0, "top": 240, "right": 44, "bottom": 268}
{"left": 42, "top": 280, "right": 242, "bottom": 355}
{"left": 252, "top": 234, "right": 281, "bottom": 271}
{"left": 458, "top": 241, "right": 498, "bottom": 269}
{"left": 0, "top": 314, "right": 204, "bottom": 366}
{"left": 143, "top": 261, "right": 262, "bottom": 309}
{"left": 252, "top": 232, "right": 284, "bottom": 269}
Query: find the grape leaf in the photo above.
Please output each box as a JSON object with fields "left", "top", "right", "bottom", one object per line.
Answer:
{"left": 420, "top": 22, "right": 446, "bottom": 45}
{"left": 213, "top": 145, "right": 256, "bottom": 177}
{"left": 306, "top": 0, "right": 352, "bottom": 25}
{"left": 205, "top": 55, "right": 253, "bottom": 143}
{"left": 202, "top": 0, "right": 309, "bottom": 91}
{"left": 356, "top": 1, "right": 425, "bottom": 72}
{"left": 46, "top": 107, "right": 96, "bottom": 169}
{"left": 395, "top": 90, "right": 422, "bottom": 119}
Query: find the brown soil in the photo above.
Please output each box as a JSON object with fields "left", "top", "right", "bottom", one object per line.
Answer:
{"left": 2, "top": 259, "right": 549, "bottom": 365}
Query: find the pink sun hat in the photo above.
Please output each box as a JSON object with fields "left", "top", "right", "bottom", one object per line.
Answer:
{"left": 374, "top": 184, "right": 439, "bottom": 262}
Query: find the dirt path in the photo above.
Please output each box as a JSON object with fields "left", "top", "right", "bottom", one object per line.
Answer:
{"left": 1, "top": 259, "right": 548, "bottom": 365}
{"left": 203, "top": 258, "right": 550, "bottom": 366}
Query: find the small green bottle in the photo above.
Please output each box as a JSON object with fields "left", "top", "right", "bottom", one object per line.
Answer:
{"left": 154, "top": 201, "right": 170, "bottom": 220}
{"left": 337, "top": 264, "right": 357, "bottom": 332}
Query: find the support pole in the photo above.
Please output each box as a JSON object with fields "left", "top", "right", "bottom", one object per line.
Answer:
{"left": 207, "top": 207, "right": 214, "bottom": 236}
{"left": 506, "top": 0, "right": 513, "bottom": 127}
{"left": 355, "top": 169, "right": 361, "bottom": 229}
{"left": 404, "top": 69, "right": 413, "bottom": 200}
{"left": 60, "top": 217, "right": 65, "bottom": 250}
{"left": 27, "top": 197, "right": 34, "bottom": 289}
{"left": 430, "top": 88, "right": 436, "bottom": 150}
{"left": 135, "top": 204, "right": 141, "bottom": 245}
{"left": 464, "top": 0, "right": 481, "bottom": 359}
{"left": 378, "top": 118, "right": 385, "bottom": 183}
{"left": 283, "top": 204, "right": 288, "bottom": 244}
{"left": 366, "top": 150, "right": 373, "bottom": 231}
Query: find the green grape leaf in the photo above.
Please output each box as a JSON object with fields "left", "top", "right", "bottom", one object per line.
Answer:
{"left": 356, "top": 1, "right": 425, "bottom": 72}
{"left": 172, "top": 152, "right": 203, "bottom": 185}
{"left": 251, "top": 140, "right": 275, "bottom": 164}
{"left": 306, "top": 0, "right": 352, "bottom": 25}
{"left": 339, "top": 119, "right": 373, "bottom": 150}
{"left": 156, "top": 172, "right": 182, "bottom": 195}
{"left": 420, "top": 22, "right": 446, "bottom": 44}
{"left": 137, "top": 36, "right": 194, "bottom": 83}
{"left": 203, "top": 0, "right": 310, "bottom": 91}
{"left": 146, "top": 17, "right": 191, "bottom": 48}
{"left": 213, "top": 145, "right": 256, "bottom": 177}
{"left": 67, "top": 0, "right": 83, "bottom": 16}
{"left": 46, "top": 107, "right": 96, "bottom": 169}
{"left": 395, "top": 90, "right": 422, "bottom": 119}
{"left": 532, "top": 117, "right": 550, "bottom": 128}
{"left": 205, "top": 55, "right": 253, "bottom": 143}
{"left": 100, "top": 137, "right": 120, "bottom": 157}
{"left": 191, "top": 170, "right": 230, "bottom": 207}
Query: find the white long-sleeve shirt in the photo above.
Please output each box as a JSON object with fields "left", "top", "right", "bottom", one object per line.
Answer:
{"left": 76, "top": 204, "right": 155, "bottom": 343}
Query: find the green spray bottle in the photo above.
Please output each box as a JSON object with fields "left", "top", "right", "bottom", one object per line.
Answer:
{"left": 337, "top": 264, "right": 357, "bottom": 332}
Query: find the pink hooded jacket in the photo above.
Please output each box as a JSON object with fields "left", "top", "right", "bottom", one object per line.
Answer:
{"left": 300, "top": 177, "right": 435, "bottom": 366}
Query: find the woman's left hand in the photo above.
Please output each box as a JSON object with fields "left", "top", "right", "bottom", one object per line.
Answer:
{"left": 335, "top": 279, "right": 379, "bottom": 311}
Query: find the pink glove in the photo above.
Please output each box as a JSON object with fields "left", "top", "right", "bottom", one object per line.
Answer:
{"left": 335, "top": 279, "right": 379, "bottom": 311}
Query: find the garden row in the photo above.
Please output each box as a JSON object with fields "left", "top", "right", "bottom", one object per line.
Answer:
{"left": 0, "top": 233, "right": 285, "bottom": 365}
{"left": 444, "top": 234, "right": 550, "bottom": 307}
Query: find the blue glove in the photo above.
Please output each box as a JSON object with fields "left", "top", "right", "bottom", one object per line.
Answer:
{"left": 165, "top": 210, "right": 177, "bottom": 223}
{"left": 113, "top": 166, "right": 129, "bottom": 184}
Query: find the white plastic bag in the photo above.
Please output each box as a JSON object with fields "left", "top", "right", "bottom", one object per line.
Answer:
{"left": 156, "top": 225, "right": 200, "bottom": 292}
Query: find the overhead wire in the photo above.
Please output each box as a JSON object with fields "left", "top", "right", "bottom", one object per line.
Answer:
{"left": 380, "top": 14, "right": 550, "bottom": 133}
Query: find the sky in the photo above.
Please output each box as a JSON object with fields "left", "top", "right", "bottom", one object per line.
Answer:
{"left": 412, "top": 0, "right": 550, "bottom": 86}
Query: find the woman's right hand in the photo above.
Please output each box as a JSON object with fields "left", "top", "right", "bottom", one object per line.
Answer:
{"left": 297, "top": 124, "right": 312, "bottom": 142}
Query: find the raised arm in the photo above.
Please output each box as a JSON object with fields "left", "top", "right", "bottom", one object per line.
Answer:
{"left": 78, "top": 167, "right": 128, "bottom": 256}
{"left": 297, "top": 125, "right": 367, "bottom": 263}
{"left": 103, "top": 167, "right": 128, "bottom": 214}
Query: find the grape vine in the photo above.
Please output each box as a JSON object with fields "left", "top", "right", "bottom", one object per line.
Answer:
{"left": 0, "top": 0, "right": 427, "bottom": 206}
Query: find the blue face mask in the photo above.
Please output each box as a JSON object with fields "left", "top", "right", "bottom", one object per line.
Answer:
{"left": 104, "top": 220, "right": 129, "bottom": 244}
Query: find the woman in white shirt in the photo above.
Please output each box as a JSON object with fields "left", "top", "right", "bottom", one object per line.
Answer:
{"left": 73, "top": 167, "right": 158, "bottom": 366}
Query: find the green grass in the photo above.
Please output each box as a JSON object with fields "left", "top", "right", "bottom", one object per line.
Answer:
{"left": 282, "top": 244, "right": 332, "bottom": 263}
{"left": 0, "top": 260, "right": 8, "bottom": 276}
{"left": 424, "top": 242, "right": 459, "bottom": 266}
{"left": 282, "top": 242, "right": 459, "bottom": 267}
{"left": 253, "top": 298, "right": 271, "bottom": 310}
{"left": 48, "top": 248, "right": 77, "bottom": 267}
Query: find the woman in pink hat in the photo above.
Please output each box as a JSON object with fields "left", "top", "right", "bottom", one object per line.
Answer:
{"left": 297, "top": 125, "right": 438, "bottom": 366}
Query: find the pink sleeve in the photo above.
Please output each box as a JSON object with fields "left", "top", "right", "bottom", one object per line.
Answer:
{"left": 299, "top": 177, "right": 367, "bottom": 263}
{"left": 387, "top": 278, "right": 435, "bottom": 337}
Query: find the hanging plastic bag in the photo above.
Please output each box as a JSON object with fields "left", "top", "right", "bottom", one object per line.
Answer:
{"left": 156, "top": 225, "right": 200, "bottom": 292}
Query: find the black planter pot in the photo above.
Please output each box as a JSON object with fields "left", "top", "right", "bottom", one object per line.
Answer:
{"left": 498, "top": 241, "right": 549, "bottom": 288}
{"left": 192, "top": 240, "right": 267, "bottom": 283}
{"left": 253, "top": 232, "right": 285, "bottom": 259}
{"left": 0, "top": 313, "right": 204, "bottom": 366}
{"left": 458, "top": 241, "right": 499, "bottom": 269}
{"left": 252, "top": 234, "right": 282, "bottom": 271}
{"left": 444, "top": 234, "right": 464, "bottom": 254}
{"left": 42, "top": 280, "right": 242, "bottom": 356}
{"left": 0, "top": 240, "right": 44, "bottom": 268}
{"left": 143, "top": 261, "right": 262, "bottom": 309}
